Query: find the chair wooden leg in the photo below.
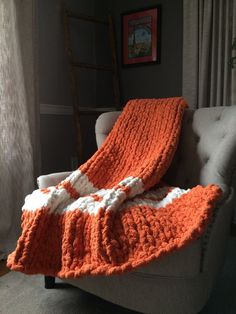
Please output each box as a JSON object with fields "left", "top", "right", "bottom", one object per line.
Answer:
{"left": 44, "top": 276, "right": 55, "bottom": 289}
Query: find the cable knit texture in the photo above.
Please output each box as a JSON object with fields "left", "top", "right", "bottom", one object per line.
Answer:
{"left": 7, "top": 98, "right": 222, "bottom": 278}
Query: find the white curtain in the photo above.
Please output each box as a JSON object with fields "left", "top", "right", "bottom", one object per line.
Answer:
{"left": 183, "top": 0, "right": 236, "bottom": 108}
{"left": 0, "top": 0, "right": 39, "bottom": 259}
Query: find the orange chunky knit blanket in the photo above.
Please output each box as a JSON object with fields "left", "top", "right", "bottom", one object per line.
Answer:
{"left": 7, "top": 98, "right": 222, "bottom": 278}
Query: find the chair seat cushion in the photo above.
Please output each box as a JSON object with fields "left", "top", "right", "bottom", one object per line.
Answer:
{"left": 64, "top": 240, "right": 203, "bottom": 314}
{"left": 134, "top": 239, "right": 201, "bottom": 278}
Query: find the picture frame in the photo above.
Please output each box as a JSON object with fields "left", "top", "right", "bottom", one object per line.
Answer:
{"left": 121, "top": 5, "right": 162, "bottom": 66}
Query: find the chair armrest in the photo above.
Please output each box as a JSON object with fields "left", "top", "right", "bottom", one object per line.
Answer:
{"left": 95, "top": 111, "right": 121, "bottom": 148}
{"left": 37, "top": 171, "right": 72, "bottom": 189}
{"left": 201, "top": 188, "right": 234, "bottom": 273}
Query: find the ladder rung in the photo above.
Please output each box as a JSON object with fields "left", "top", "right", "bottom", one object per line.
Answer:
{"left": 79, "top": 107, "right": 118, "bottom": 112}
{"left": 66, "top": 10, "right": 108, "bottom": 25}
{"left": 71, "top": 61, "right": 113, "bottom": 71}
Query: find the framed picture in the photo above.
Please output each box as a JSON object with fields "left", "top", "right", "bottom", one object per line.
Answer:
{"left": 121, "top": 5, "right": 161, "bottom": 66}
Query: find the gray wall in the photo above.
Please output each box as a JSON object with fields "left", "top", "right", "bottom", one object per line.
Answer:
{"left": 96, "top": 0, "right": 183, "bottom": 103}
{"left": 38, "top": 0, "right": 96, "bottom": 107}
{"left": 38, "top": 0, "right": 97, "bottom": 174}
{"left": 38, "top": 0, "right": 183, "bottom": 174}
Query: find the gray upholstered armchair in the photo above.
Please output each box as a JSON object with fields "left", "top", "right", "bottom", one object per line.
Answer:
{"left": 38, "top": 106, "right": 236, "bottom": 314}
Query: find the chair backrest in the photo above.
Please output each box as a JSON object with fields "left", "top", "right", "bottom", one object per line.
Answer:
{"left": 95, "top": 107, "right": 236, "bottom": 191}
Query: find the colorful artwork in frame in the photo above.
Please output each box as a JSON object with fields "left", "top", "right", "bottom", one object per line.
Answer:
{"left": 121, "top": 6, "right": 161, "bottom": 66}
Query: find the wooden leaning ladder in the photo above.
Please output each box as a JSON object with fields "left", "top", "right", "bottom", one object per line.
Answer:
{"left": 62, "top": 9, "right": 121, "bottom": 162}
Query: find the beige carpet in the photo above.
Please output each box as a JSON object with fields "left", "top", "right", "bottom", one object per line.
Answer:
{"left": 0, "top": 272, "right": 135, "bottom": 314}
{"left": 0, "top": 237, "right": 236, "bottom": 314}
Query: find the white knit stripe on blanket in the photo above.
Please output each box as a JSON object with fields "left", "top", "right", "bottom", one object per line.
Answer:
{"left": 23, "top": 174, "right": 188, "bottom": 215}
